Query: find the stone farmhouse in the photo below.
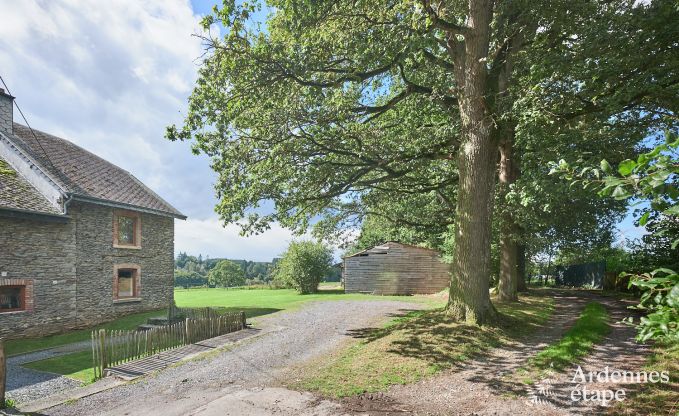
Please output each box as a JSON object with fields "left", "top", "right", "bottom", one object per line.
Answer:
{"left": 0, "top": 89, "right": 185, "bottom": 339}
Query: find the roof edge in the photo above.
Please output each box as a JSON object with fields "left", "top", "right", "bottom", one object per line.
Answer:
{"left": 0, "top": 207, "right": 70, "bottom": 223}
{"left": 343, "top": 241, "right": 439, "bottom": 259}
{"left": 70, "top": 194, "right": 187, "bottom": 219}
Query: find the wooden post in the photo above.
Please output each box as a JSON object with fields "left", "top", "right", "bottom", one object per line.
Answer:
{"left": 99, "top": 329, "right": 107, "bottom": 375}
{"left": 0, "top": 338, "right": 6, "bottom": 409}
{"left": 185, "top": 318, "right": 191, "bottom": 344}
{"left": 240, "top": 311, "right": 246, "bottom": 329}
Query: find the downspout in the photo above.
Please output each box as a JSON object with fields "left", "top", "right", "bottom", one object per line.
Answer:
{"left": 62, "top": 193, "right": 78, "bottom": 329}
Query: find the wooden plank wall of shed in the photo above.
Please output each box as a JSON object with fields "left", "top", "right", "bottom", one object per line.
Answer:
{"left": 343, "top": 244, "right": 450, "bottom": 295}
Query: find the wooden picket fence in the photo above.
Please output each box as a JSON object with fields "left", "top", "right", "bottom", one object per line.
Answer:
{"left": 91, "top": 311, "right": 246, "bottom": 379}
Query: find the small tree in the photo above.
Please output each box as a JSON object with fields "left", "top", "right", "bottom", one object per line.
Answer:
{"left": 273, "top": 241, "right": 333, "bottom": 294}
{"left": 208, "top": 260, "right": 246, "bottom": 288}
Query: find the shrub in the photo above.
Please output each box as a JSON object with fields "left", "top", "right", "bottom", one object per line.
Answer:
{"left": 273, "top": 241, "right": 333, "bottom": 294}
{"left": 625, "top": 269, "right": 679, "bottom": 343}
{"left": 208, "top": 260, "right": 246, "bottom": 287}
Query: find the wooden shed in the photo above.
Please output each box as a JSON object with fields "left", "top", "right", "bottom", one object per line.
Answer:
{"left": 343, "top": 242, "right": 450, "bottom": 295}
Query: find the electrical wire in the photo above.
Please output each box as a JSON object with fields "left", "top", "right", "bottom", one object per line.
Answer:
{"left": 0, "top": 74, "right": 60, "bottom": 175}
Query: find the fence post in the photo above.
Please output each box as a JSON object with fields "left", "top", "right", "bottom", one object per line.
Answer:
{"left": 99, "top": 329, "right": 107, "bottom": 374}
{"left": 0, "top": 338, "right": 6, "bottom": 409}
{"left": 185, "top": 318, "right": 191, "bottom": 344}
{"left": 240, "top": 311, "right": 246, "bottom": 329}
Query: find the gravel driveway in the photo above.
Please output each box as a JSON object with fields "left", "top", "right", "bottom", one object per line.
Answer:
{"left": 45, "top": 299, "right": 424, "bottom": 416}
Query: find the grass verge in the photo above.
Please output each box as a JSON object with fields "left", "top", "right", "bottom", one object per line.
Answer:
{"left": 23, "top": 350, "right": 94, "bottom": 383}
{"left": 613, "top": 341, "right": 679, "bottom": 416}
{"left": 292, "top": 292, "right": 554, "bottom": 397}
{"left": 6, "top": 309, "right": 164, "bottom": 357}
{"left": 528, "top": 302, "right": 610, "bottom": 372}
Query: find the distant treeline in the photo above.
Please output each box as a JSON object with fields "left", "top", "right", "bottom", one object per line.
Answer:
{"left": 174, "top": 252, "right": 341, "bottom": 288}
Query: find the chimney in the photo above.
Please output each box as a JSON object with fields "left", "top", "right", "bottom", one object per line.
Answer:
{"left": 0, "top": 87, "right": 14, "bottom": 136}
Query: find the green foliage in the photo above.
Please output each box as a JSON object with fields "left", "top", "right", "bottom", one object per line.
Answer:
{"left": 273, "top": 241, "right": 333, "bottom": 294}
{"left": 552, "top": 132, "right": 679, "bottom": 342}
{"left": 208, "top": 260, "right": 246, "bottom": 288}
{"left": 175, "top": 252, "right": 277, "bottom": 284}
{"left": 1, "top": 397, "right": 17, "bottom": 409}
{"left": 625, "top": 269, "right": 679, "bottom": 343}
{"left": 174, "top": 269, "right": 208, "bottom": 288}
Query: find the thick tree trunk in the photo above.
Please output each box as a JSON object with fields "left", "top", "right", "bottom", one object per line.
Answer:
{"left": 497, "top": 135, "right": 519, "bottom": 301}
{"left": 447, "top": 0, "right": 497, "bottom": 324}
{"left": 448, "top": 126, "right": 498, "bottom": 323}
{"left": 517, "top": 242, "right": 528, "bottom": 292}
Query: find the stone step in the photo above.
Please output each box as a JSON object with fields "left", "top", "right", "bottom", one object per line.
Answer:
{"left": 147, "top": 317, "right": 170, "bottom": 326}
{"left": 136, "top": 323, "right": 164, "bottom": 331}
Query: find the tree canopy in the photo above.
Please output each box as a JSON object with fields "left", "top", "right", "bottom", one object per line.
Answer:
{"left": 170, "top": 0, "right": 678, "bottom": 323}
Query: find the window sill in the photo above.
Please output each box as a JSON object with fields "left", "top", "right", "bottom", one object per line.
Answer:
{"left": 113, "top": 244, "right": 142, "bottom": 250}
{"left": 113, "top": 297, "right": 142, "bottom": 304}
{"left": 0, "top": 309, "right": 28, "bottom": 315}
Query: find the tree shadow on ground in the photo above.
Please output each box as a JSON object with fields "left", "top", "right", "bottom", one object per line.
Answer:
{"left": 344, "top": 293, "right": 559, "bottom": 387}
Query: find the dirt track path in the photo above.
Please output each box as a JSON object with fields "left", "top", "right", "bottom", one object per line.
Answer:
{"left": 340, "top": 290, "right": 651, "bottom": 416}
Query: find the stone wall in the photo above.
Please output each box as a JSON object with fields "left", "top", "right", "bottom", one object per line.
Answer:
{"left": 0, "top": 201, "right": 175, "bottom": 339}
{"left": 71, "top": 201, "right": 174, "bottom": 327}
{"left": 0, "top": 216, "right": 78, "bottom": 339}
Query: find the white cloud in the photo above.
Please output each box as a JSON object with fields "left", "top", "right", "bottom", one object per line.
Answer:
{"left": 175, "top": 217, "right": 304, "bottom": 261}
{"left": 0, "top": 0, "right": 304, "bottom": 260}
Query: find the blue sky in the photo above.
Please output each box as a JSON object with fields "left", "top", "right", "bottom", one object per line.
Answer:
{"left": 0, "top": 0, "right": 643, "bottom": 261}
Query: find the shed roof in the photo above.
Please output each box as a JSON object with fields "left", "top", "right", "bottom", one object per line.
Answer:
{"left": 343, "top": 241, "right": 439, "bottom": 258}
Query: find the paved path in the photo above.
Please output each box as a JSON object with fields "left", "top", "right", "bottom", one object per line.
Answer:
{"left": 44, "top": 299, "right": 425, "bottom": 416}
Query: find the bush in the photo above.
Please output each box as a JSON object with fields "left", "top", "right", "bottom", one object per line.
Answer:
{"left": 208, "top": 260, "right": 246, "bottom": 287}
{"left": 625, "top": 268, "right": 679, "bottom": 343}
{"left": 273, "top": 241, "right": 333, "bottom": 294}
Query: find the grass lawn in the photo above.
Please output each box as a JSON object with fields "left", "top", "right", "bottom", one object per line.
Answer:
{"left": 293, "top": 291, "right": 555, "bottom": 397}
{"left": 6, "top": 309, "right": 165, "bottom": 357}
{"left": 174, "top": 286, "right": 443, "bottom": 321}
{"left": 23, "top": 350, "right": 94, "bottom": 383}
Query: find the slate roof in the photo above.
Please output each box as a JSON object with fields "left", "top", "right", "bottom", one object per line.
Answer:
{"left": 0, "top": 156, "right": 61, "bottom": 215}
{"left": 6, "top": 123, "right": 185, "bottom": 218}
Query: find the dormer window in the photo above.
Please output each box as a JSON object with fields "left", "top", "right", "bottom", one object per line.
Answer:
{"left": 113, "top": 209, "right": 141, "bottom": 249}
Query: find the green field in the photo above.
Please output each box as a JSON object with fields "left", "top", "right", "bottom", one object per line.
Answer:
{"left": 174, "top": 286, "right": 442, "bottom": 322}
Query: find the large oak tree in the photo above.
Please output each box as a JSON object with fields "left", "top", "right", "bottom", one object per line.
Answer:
{"left": 169, "top": 0, "right": 678, "bottom": 324}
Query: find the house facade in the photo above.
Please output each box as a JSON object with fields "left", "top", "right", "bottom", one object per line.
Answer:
{"left": 0, "top": 89, "right": 185, "bottom": 339}
{"left": 343, "top": 242, "right": 450, "bottom": 295}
